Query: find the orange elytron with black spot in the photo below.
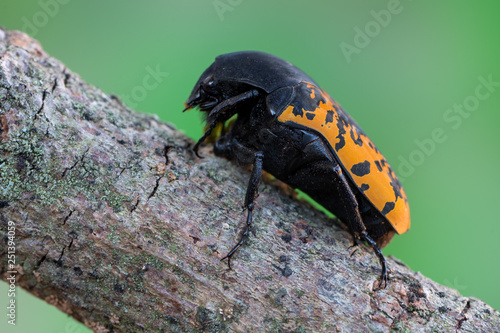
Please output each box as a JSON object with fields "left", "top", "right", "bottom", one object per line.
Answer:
{"left": 184, "top": 51, "right": 410, "bottom": 287}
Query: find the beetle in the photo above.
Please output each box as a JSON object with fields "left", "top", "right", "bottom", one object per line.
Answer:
{"left": 184, "top": 51, "right": 410, "bottom": 287}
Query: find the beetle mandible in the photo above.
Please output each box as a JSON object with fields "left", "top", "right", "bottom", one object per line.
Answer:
{"left": 184, "top": 51, "right": 410, "bottom": 287}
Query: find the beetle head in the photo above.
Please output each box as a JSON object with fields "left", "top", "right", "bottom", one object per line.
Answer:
{"left": 185, "top": 65, "right": 252, "bottom": 110}
{"left": 184, "top": 63, "right": 220, "bottom": 113}
{"left": 184, "top": 51, "right": 314, "bottom": 115}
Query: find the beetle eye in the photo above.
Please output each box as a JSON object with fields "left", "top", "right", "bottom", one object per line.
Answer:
{"left": 202, "top": 75, "right": 215, "bottom": 90}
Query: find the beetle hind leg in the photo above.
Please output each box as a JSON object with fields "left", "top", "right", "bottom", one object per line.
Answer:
{"left": 360, "top": 230, "right": 388, "bottom": 289}
{"left": 331, "top": 165, "right": 388, "bottom": 288}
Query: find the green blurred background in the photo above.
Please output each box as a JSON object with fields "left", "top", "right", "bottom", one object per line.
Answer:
{"left": 1, "top": 0, "right": 499, "bottom": 331}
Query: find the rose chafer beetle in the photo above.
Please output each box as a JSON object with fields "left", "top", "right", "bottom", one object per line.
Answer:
{"left": 184, "top": 51, "right": 410, "bottom": 287}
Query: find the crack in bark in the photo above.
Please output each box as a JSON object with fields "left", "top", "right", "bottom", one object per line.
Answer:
{"left": 117, "top": 160, "right": 134, "bottom": 178}
{"left": 163, "top": 145, "right": 172, "bottom": 165}
{"left": 35, "top": 252, "right": 49, "bottom": 269}
{"left": 118, "top": 167, "right": 128, "bottom": 177}
{"left": 456, "top": 299, "right": 471, "bottom": 331}
{"left": 61, "top": 148, "right": 90, "bottom": 178}
{"left": 62, "top": 210, "right": 74, "bottom": 225}
{"left": 63, "top": 67, "right": 70, "bottom": 86}
{"left": 130, "top": 198, "right": 140, "bottom": 212}
{"left": 68, "top": 231, "right": 78, "bottom": 250}
{"left": 57, "top": 246, "right": 66, "bottom": 266}
{"left": 34, "top": 89, "right": 48, "bottom": 120}
{"left": 147, "top": 177, "right": 163, "bottom": 201}
{"left": 51, "top": 77, "right": 58, "bottom": 93}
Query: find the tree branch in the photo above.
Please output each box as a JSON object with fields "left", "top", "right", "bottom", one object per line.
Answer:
{"left": 0, "top": 28, "right": 498, "bottom": 332}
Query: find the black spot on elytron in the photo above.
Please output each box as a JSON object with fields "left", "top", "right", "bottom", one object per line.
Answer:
{"left": 374, "top": 160, "right": 383, "bottom": 172}
{"left": 335, "top": 117, "right": 347, "bottom": 151}
{"left": 292, "top": 106, "right": 304, "bottom": 117}
{"left": 325, "top": 110, "right": 334, "bottom": 124}
{"left": 360, "top": 184, "right": 370, "bottom": 192}
{"left": 350, "top": 127, "right": 363, "bottom": 147}
{"left": 351, "top": 160, "right": 371, "bottom": 177}
{"left": 381, "top": 202, "right": 395, "bottom": 215}
{"left": 385, "top": 165, "right": 403, "bottom": 200}
{"left": 305, "top": 112, "right": 316, "bottom": 120}
{"left": 389, "top": 175, "right": 403, "bottom": 201}
{"left": 291, "top": 82, "right": 326, "bottom": 116}
{"left": 308, "top": 86, "right": 327, "bottom": 106}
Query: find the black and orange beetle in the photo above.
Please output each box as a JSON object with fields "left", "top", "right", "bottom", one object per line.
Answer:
{"left": 184, "top": 51, "right": 410, "bottom": 287}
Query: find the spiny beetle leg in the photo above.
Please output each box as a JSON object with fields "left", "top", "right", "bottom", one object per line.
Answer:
{"left": 221, "top": 152, "right": 264, "bottom": 268}
{"left": 193, "top": 90, "right": 259, "bottom": 158}
{"left": 194, "top": 119, "right": 219, "bottom": 158}
{"left": 221, "top": 203, "right": 253, "bottom": 269}
{"left": 333, "top": 165, "right": 388, "bottom": 288}
{"left": 361, "top": 230, "right": 388, "bottom": 289}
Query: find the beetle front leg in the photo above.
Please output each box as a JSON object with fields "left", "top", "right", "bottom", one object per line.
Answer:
{"left": 193, "top": 89, "right": 259, "bottom": 157}
{"left": 221, "top": 151, "right": 264, "bottom": 269}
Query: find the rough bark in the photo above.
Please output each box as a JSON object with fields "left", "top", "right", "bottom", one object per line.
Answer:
{"left": 0, "top": 28, "right": 498, "bottom": 332}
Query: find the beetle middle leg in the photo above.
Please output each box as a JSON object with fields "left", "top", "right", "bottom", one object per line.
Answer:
{"left": 221, "top": 151, "right": 264, "bottom": 269}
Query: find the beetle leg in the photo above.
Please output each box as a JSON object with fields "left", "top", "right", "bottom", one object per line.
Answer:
{"left": 214, "top": 136, "right": 257, "bottom": 163}
{"left": 348, "top": 237, "right": 362, "bottom": 251}
{"left": 332, "top": 165, "right": 388, "bottom": 288}
{"left": 213, "top": 136, "right": 234, "bottom": 159}
{"left": 221, "top": 151, "right": 264, "bottom": 269}
{"left": 193, "top": 89, "right": 259, "bottom": 157}
{"left": 361, "top": 230, "right": 388, "bottom": 289}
